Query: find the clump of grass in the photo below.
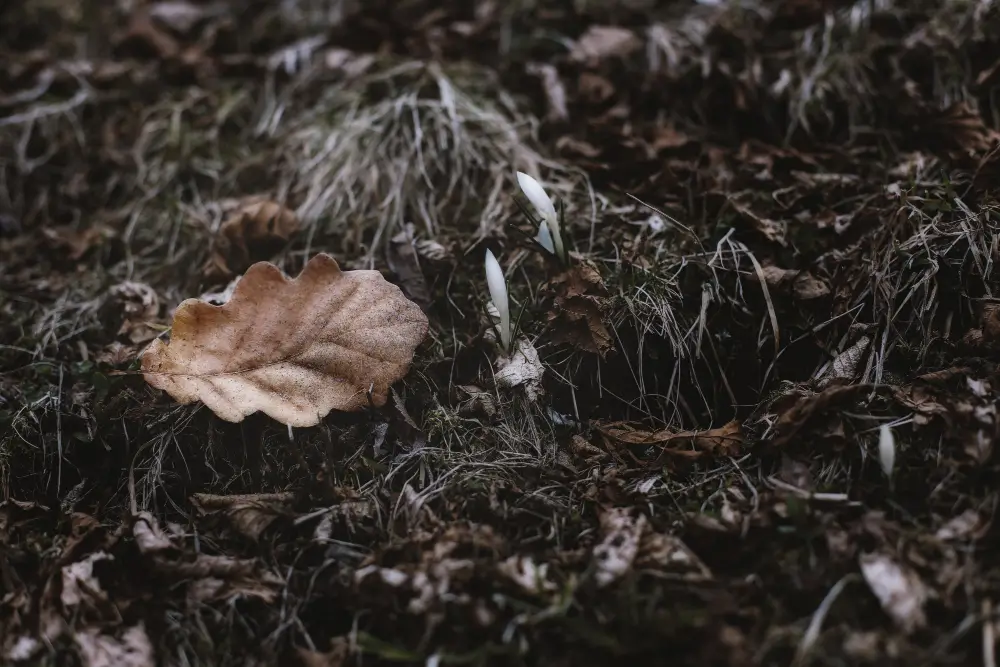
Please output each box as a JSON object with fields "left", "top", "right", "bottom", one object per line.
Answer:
{"left": 276, "top": 59, "right": 587, "bottom": 262}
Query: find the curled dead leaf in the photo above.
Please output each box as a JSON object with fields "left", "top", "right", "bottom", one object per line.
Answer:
{"left": 770, "top": 384, "right": 872, "bottom": 448}
{"left": 546, "top": 262, "right": 614, "bottom": 356}
{"left": 494, "top": 338, "right": 545, "bottom": 402}
{"left": 755, "top": 265, "right": 830, "bottom": 301}
{"left": 142, "top": 253, "right": 428, "bottom": 426}
{"left": 598, "top": 419, "right": 743, "bottom": 463}
{"left": 191, "top": 492, "right": 296, "bottom": 541}
{"left": 109, "top": 281, "right": 162, "bottom": 344}
{"left": 204, "top": 198, "right": 299, "bottom": 280}
{"left": 592, "top": 508, "right": 645, "bottom": 587}
{"left": 858, "top": 552, "right": 928, "bottom": 634}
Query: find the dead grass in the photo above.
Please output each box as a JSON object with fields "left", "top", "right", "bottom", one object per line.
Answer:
{"left": 275, "top": 59, "right": 590, "bottom": 264}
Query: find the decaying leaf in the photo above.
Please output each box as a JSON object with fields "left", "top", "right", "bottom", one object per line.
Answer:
{"left": 598, "top": 419, "right": 743, "bottom": 463}
{"left": 494, "top": 338, "right": 545, "bottom": 402}
{"left": 74, "top": 624, "right": 154, "bottom": 667}
{"left": 141, "top": 253, "right": 428, "bottom": 426}
{"left": 592, "top": 508, "right": 645, "bottom": 587}
{"left": 204, "top": 198, "right": 299, "bottom": 280}
{"left": 190, "top": 492, "right": 296, "bottom": 541}
{"left": 61, "top": 552, "right": 113, "bottom": 609}
{"left": 109, "top": 281, "right": 163, "bottom": 344}
{"left": 755, "top": 265, "right": 830, "bottom": 301}
{"left": 822, "top": 335, "right": 871, "bottom": 384}
{"left": 858, "top": 552, "right": 928, "bottom": 634}
{"left": 546, "top": 261, "right": 614, "bottom": 356}
{"left": 770, "top": 384, "right": 872, "bottom": 448}
{"left": 637, "top": 531, "right": 713, "bottom": 580}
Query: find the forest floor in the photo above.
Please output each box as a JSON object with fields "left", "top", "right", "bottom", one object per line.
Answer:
{"left": 3, "top": 1, "right": 1000, "bottom": 666}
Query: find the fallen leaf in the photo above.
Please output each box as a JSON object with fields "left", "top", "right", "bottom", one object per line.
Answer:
{"left": 205, "top": 199, "right": 299, "bottom": 280}
{"left": 570, "top": 26, "right": 641, "bottom": 64}
{"left": 546, "top": 262, "right": 614, "bottom": 356}
{"left": 770, "top": 384, "right": 872, "bottom": 448}
{"left": 592, "top": 508, "right": 645, "bottom": 587}
{"left": 729, "top": 201, "right": 787, "bottom": 246}
{"left": 133, "top": 512, "right": 174, "bottom": 554}
{"left": 109, "top": 281, "right": 162, "bottom": 344}
{"left": 191, "top": 492, "right": 296, "bottom": 541}
{"left": 598, "top": 419, "right": 743, "bottom": 462}
{"left": 822, "top": 335, "right": 871, "bottom": 384}
{"left": 858, "top": 552, "right": 928, "bottom": 634}
{"left": 61, "top": 552, "right": 112, "bottom": 609}
{"left": 75, "top": 624, "right": 154, "bottom": 667}
{"left": 141, "top": 253, "right": 428, "bottom": 426}
{"left": 494, "top": 338, "right": 545, "bottom": 402}
{"left": 637, "top": 531, "right": 712, "bottom": 579}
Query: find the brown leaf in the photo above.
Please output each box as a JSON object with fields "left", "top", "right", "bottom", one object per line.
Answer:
{"left": 931, "top": 102, "right": 1000, "bottom": 157}
{"left": 729, "top": 201, "right": 787, "bottom": 245}
{"left": 205, "top": 199, "right": 299, "bottom": 280}
{"left": 191, "top": 492, "right": 296, "bottom": 541}
{"left": 141, "top": 253, "right": 428, "bottom": 426}
{"left": 109, "top": 281, "right": 162, "bottom": 344}
{"left": 859, "top": 552, "right": 928, "bottom": 634}
{"left": 61, "top": 552, "right": 112, "bottom": 609}
{"left": 570, "top": 26, "right": 641, "bottom": 64}
{"left": 754, "top": 266, "right": 829, "bottom": 300}
{"left": 598, "top": 420, "right": 743, "bottom": 461}
{"left": 546, "top": 262, "right": 614, "bottom": 356}
{"left": 771, "top": 384, "right": 872, "bottom": 448}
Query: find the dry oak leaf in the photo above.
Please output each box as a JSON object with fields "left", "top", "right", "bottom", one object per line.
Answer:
{"left": 141, "top": 253, "right": 428, "bottom": 426}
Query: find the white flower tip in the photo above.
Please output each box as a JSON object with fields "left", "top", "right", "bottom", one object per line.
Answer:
{"left": 535, "top": 221, "right": 555, "bottom": 254}
{"left": 484, "top": 249, "right": 511, "bottom": 350}
{"left": 516, "top": 171, "right": 556, "bottom": 221}
{"left": 878, "top": 424, "right": 896, "bottom": 479}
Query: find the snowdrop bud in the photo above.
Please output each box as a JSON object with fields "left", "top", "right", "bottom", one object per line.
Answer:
{"left": 517, "top": 171, "right": 557, "bottom": 222}
{"left": 484, "top": 249, "right": 511, "bottom": 351}
{"left": 878, "top": 424, "right": 895, "bottom": 479}
{"left": 535, "top": 220, "right": 555, "bottom": 254}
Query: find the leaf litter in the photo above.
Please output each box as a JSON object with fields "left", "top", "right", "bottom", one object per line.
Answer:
{"left": 4, "top": 0, "right": 1000, "bottom": 665}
